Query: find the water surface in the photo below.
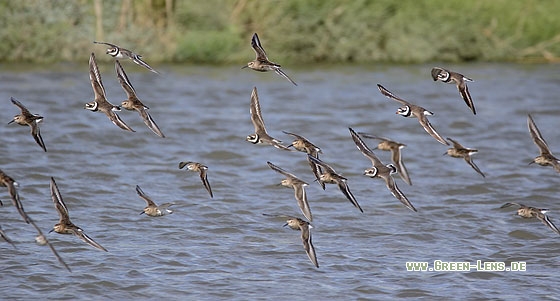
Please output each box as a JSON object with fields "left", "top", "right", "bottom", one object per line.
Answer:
{"left": 1, "top": 62, "right": 560, "bottom": 300}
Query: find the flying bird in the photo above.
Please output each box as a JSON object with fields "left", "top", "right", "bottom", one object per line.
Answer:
{"left": 93, "top": 41, "right": 160, "bottom": 74}
{"left": 444, "top": 137, "right": 485, "bottom": 178}
{"left": 500, "top": 202, "right": 560, "bottom": 236}
{"left": 178, "top": 161, "right": 213, "bottom": 198}
{"left": 8, "top": 97, "right": 47, "bottom": 152}
{"left": 527, "top": 114, "right": 560, "bottom": 173}
{"left": 246, "top": 87, "right": 291, "bottom": 150}
{"left": 431, "top": 67, "right": 476, "bottom": 115}
{"left": 242, "top": 33, "right": 297, "bottom": 86}
{"left": 136, "top": 185, "right": 175, "bottom": 217}
{"left": 263, "top": 214, "right": 318, "bottom": 268}
{"left": 49, "top": 177, "right": 108, "bottom": 252}
{"left": 267, "top": 161, "right": 312, "bottom": 222}
{"left": 377, "top": 84, "right": 449, "bottom": 145}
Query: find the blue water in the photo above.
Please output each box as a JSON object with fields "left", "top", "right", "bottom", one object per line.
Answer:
{"left": 1, "top": 62, "right": 560, "bottom": 300}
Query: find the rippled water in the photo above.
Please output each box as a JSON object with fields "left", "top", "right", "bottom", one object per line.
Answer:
{"left": 1, "top": 62, "right": 560, "bottom": 299}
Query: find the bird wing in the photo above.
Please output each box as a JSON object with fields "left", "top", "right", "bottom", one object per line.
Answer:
{"left": 417, "top": 114, "right": 449, "bottom": 145}
{"left": 10, "top": 97, "right": 32, "bottom": 116}
{"left": 30, "top": 121, "right": 47, "bottom": 152}
{"left": 527, "top": 114, "right": 553, "bottom": 156}
{"left": 300, "top": 224, "right": 319, "bottom": 268}
{"left": 93, "top": 41, "right": 119, "bottom": 48}
{"left": 131, "top": 55, "right": 160, "bottom": 74}
{"left": 137, "top": 107, "right": 165, "bottom": 137}
{"left": 464, "top": 155, "right": 486, "bottom": 178}
{"left": 136, "top": 185, "right": 157, "bottom": 207}
{"left": 446, "top": 137, "right": 465, "bottom": 149}
{"left": 457, "top": 80, "right": 476, "bottom": 115}
{"left": 349, "top": 128, "right": 383, "bottom": 167}
{"left": 89, "top": 53, "right": 108, "bottom": 102}
{"left": 105, "top": 110, "right": 135, "bottom": 132}
{"left": 251, "top": 33, "right": 268, "bottom": 61}
{"left": 500, "top": 202, "right": 523, "bottom": 209}
{"left": 72, "top": 228, "right": 108, "bottom": 252}
{"left": 391, "top": 147, "right": 412, "bottom": 185}
{"left": 293, "top": 183, "right": 311, "bottom": 222}
{"left": 199, "top": 167, "right": 213, "bottom": 198}
{"left": 250, "top": 87, "right": 268, "bottom": 135}
{"left": 377, "top": 84, "right": 410, "bottom": 106}
{"left": 382, "top": 174, "right": 417, "bottom": 212}
{"left": 274, "top": 68, "right": 297, "bottom": 86}
{"left": 537, "top": 213, "right": 560, "bottom": 235}
{"left": 50, "top": 177, "right": 70, "bottom": 224}
{"left": 115, "top": 60, "right": 137, "bottom": 99}
{"left": 337, "top": 180, "right": 363, "bottom": 213}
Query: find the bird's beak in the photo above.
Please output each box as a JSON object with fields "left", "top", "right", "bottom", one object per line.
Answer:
{"left": 528, "top": 161, "right": 535, "bottom": 166}
{"left": 241, "top": 65, "right": 249, "bottom": 69}
{"left": 7, "top": 120, "right": 14, "bottom": 125}
{"left": 286, "top": 144, "right": 294, "bottom": 149}
{"left": 282, "top": 223, "right": 288, "bottom": 227}
{"left": 139, "top": 211, "right": 145, "bottom": 215}
{"left": 48, "top": 229, "right": 54, "bottom": 233}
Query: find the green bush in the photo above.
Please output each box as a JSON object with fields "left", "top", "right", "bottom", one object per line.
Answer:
{"left": 0, "top": 0, "right": 559, "bottom": 63}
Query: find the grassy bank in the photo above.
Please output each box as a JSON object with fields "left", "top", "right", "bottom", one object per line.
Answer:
{"left": 1, "top": 0, "right": 559, "bottom": 64}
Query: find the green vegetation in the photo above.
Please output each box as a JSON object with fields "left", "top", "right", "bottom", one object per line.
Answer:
{"left": 1, "top": 0, "right": 559, "bottom": 64}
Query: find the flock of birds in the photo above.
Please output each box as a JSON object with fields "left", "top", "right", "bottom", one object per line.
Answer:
{"left": 1, "top": 32, "right": 560, "bottom": 270}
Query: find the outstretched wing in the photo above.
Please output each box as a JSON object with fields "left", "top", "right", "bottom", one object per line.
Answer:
{"left": 251, "top": 33, "right": 268, "bottom": 61}
{"left": 377, "top": 84, "right": 410, "bottom": 106}
{"left": 349, "top": 128, "right": 383, "bottom": 167}
{"left": 528, "top": 114, "right": 553, "bottom": 156}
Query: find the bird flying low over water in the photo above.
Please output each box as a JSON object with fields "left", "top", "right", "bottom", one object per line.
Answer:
{"left": 267, "top": 161, "right": 312, "bottom": 222}
{"left": 115, "top": 60, "right": 165, "bottom": 137}
{"left": 527, "top": 114, "right": 560, "bottom": 173}
{"left": 500, "top": 202, "right": 560, "bottom": 236}
{"left": 178, "top": 161, "right": 213, "bottom": 198}
{"left": 136, "top": 185, "right": 175, "bottom": 217}
{"left": 243, "top": 33, "right": 297, "bottom": 86}
{"left": 246, "top": 87, "right": 291, "bottom": 151}
{"left": 431, "top": 67, "right": 477, "bottom": 115}
{"left": 94, "top": 41, "right": 160, "bottom": 74}
{"left": 49, "top": 177, "right": 108, "bottom": 252}
{"left": 263, "top": 214, "right": 318, "bottom": 268}
{"left": 444, "top": 137, "right": 485, "bottom": 178}
{"left": 377, "top": 84, "right": 449, "bottom": 145}
{"left": 8, "top": 97, "right": 47, "bottom": 152}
